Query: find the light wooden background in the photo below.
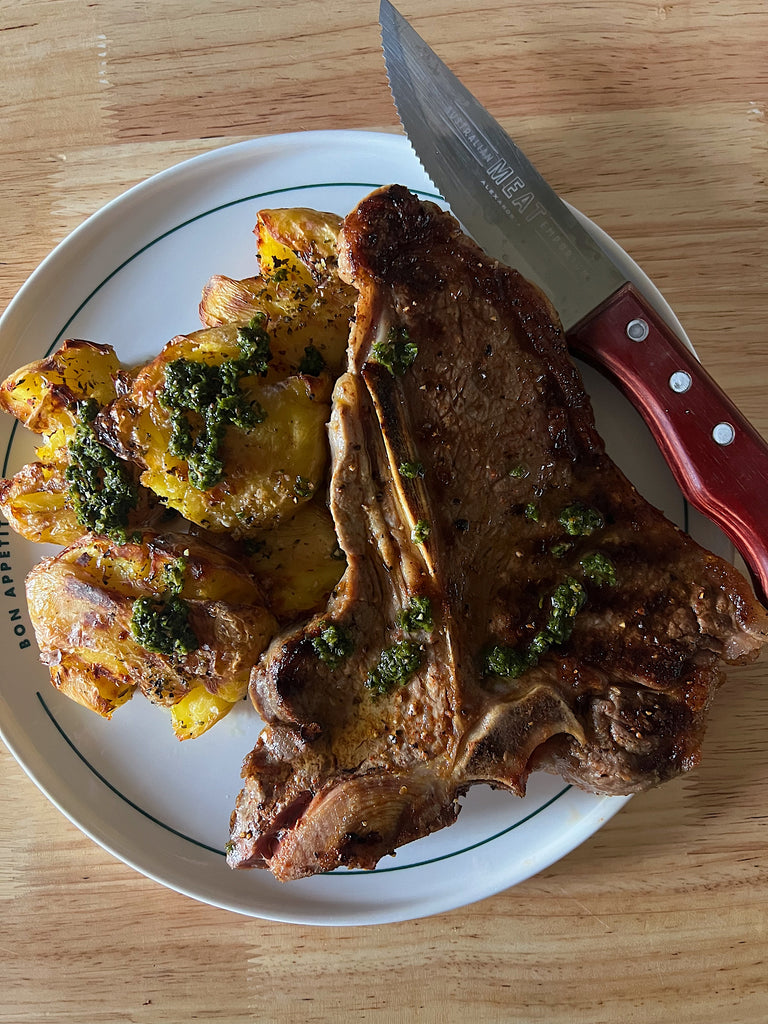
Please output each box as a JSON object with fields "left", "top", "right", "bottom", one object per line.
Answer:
{"left": 2, "top": 1, "right": 768, "bottom": 1021}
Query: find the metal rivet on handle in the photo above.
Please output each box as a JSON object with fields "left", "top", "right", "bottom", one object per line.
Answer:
{"left": 712, "top": 422, "right": 735, "bottom": 446}
{"left": 669, "top": 371, "right": 692, "bottom": 393}
{"left": 626, "top": 318, "right": 649, "bottom": 342}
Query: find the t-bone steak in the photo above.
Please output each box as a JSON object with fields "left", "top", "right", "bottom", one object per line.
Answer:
{"left": 227, "top": 185, "right": 768, "bottom": 880}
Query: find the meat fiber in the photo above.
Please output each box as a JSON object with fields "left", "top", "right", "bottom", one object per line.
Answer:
{"left": 227, "top": 185, "right": 767, "bottom": 880}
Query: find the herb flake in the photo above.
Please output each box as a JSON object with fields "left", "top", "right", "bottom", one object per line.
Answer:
{"left": 298, "top": 344, "right": 326, "bottom": 377}
{"left": 293, "top": 476, "right": 314, "bottom": 498}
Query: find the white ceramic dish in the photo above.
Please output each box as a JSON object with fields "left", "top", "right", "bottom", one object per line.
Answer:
{"left": 0, "top": 130, "right": 721, "bottom": 926}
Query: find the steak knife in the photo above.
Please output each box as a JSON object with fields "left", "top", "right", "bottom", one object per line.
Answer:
{"left": 380, "top": 0, "right": 768, "bottom": 606}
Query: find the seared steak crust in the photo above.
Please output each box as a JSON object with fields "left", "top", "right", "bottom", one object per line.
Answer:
{"left": 228, "top": 185, "right": 767, "bottom": 879}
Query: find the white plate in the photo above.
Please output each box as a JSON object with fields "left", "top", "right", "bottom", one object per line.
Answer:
{"left": 0, "top": 130, "right": 723, "bottom": 926}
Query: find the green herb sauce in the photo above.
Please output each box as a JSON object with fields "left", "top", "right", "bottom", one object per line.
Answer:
{"left": 483, "top": 576, "right": 587, "bottom": 679}
{"left": 160, "top": 556, "right": 187, "bottom": 595}
{"left": 130, "top": 594, "right": 198, "bottom": 658}
{"left": 371, "top": 326, "right": 418, "bottom": 376}
{"left": 399, "top": 460, "right": 425, "bottom": 480}
{"left": 542, "top": 577, "right": 588, "bottom": 644}
{"left": 158, "top": 314, "right": 271, "bottom": 490}
{"left": 129, "top": 555, "right": 197, "bottom": 658}
{"left": 411, "top": 519, "right": 430, "bottom": 544}
{"left": 484, "top": 645, "right": 530, "bottom": 679}
{"left": 366, "top": 640, "right": 422, "bottom": 696}
{"left": 580, "top": 551, "right": 618, "bottom": 587}
{"left": 557, "top": 502, "right": 604, "bottom": 537}
{"left": 311, "top": 623, "right": 353, "bottom": 669}
{"left": 397, "top": 595, "right": 433, "bottom": 634}
{"left": 65, "top": 399, "right": 139, "bottom": 542}
{"left": 550, "top": 540, "right": 573, "bottom": 559}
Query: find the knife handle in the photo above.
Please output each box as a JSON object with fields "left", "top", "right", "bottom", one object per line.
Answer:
{"left": 567, "top": 281, "right": 768, "bottom": 607}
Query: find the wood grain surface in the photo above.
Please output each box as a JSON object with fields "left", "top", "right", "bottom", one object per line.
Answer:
{"left": 2, "top": 1, "right": 768, "bottom": 1021}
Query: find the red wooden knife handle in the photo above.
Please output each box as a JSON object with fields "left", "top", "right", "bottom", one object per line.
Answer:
{"left": 567, "top": 281, "right": 768, "bottom": 606}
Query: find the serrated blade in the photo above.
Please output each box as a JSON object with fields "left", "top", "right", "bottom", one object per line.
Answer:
{"left": 379, "top": 0, "right": 626, "bottom": 329}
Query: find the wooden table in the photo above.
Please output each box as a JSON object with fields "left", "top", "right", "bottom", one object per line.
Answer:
{"left": 2, "top": 1, "right": 767, "bottom": 1020}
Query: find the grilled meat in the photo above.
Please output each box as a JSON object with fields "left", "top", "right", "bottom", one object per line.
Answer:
{"left": 228, "top": 185, "right": 767, "bottom": 880}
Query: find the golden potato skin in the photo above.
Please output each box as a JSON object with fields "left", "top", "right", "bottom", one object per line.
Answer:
{"left": 255, "top": 208, "right": 343, "bottom": 285}
{"left": 26, "top": 532, "right": 277, "bottom": 733}
{"left": 96, "top": 325, "right": 332, "bottom": 534}
{"left": 170, "top": 685, "right": 242, "bottom": 741}
{"left": 0, "top": 339, "right": 121, "bottom": 442}
{"left": 0, "top": 462, "right": 80, "bottom": 545}
{"left": 199, "top": 208, "right": 356, "bottom": 375}
{"left": 48, "top": 650, "right": 137, "bottom": 720}
{"left": 199, "top": 275, "right": 266, "bottom": 329}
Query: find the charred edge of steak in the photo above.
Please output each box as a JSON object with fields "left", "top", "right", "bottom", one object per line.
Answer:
{"left": 228, "top": 761, "right": 460, "bottom": 880}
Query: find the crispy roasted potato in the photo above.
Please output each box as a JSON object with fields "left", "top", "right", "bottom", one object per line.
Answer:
{"left": 244, "top": 499, "right": 345, "bottom": 622}
{"left": 96, "top": 324, "right": 332, "bottom": 534}
{"left": 0, "top": 462, "right": 77, "bottom": 544}
{"left": 0, "top": 339, "right": 159, "bottom": 543}
{"left": 2, "top": 207, "right": 360, "bottom": 740}
{"left": 26, "top": 531, "right": 277, "bottom": 736}
{"left": 199, "top": 208, "right": 356, "bottom": 375}
{"left": 0, "top": 455, "right": 162, "bottom": 546}
{"left": 169, "top": 685, "right": 242, "bottom": 742}
{"left": 0, "top": 455, "right": 161, "bottom": 546}
{"left": 255, "top": 208, "right": 343, "bottom": 288}
{"left": 199, "top": 275, "right": 266, "bottom": 329}
{"left": 0, "top": 461, "right": 90, "bottom": 545}
{"left": 0, "top": 339, "right": 122, "bottom": 452}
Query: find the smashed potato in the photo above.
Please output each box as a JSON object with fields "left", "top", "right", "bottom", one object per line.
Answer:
{"left": 96, "top": 324, "right": 332, "bottom": 534}
{"left": 244, "top": 499, "right": 345, "bottom": 622}
{"left": 26, "top": 531, "right": 277, "bottom": 737}
{"left": 255, "top": 207, "right": 344, "bottom": 289}
{"left": 0, "top": 339, "right": 122, "bottom": 444}
{"left": 0, "top": 339, "right": 157, "bottom": 544}
{"left": 199, "top": 208, "right": 356, "bottom": 375}
{"left": 0, "top": 462, "right": 88, "bottom": 545}
{"left": 2, "top": 204, "right": 356, "bottom": 738}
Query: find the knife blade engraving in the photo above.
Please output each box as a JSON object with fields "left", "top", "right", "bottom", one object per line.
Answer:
{"left": 380, "top": 0, "right": 625, "bottom": 327}
{"left": 435, "top": 95, "right": 611, "bottom": 300}
{"left": 445, "top": 104, "right": 544, "bottom": 220}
